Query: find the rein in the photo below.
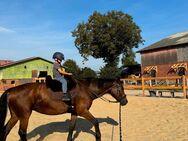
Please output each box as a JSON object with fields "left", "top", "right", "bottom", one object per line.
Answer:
{"left": 119, "top": 103, "right": 123, "bottom": 141}
{"left": 99, "top": 96, "right": 118, "bottom": 103}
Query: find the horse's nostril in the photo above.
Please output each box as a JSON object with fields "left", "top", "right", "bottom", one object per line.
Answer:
{"left": 120, "top": 99, "right": 128, "bottom": 106}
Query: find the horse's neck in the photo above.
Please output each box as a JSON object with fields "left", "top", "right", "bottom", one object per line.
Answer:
{"left": 89, "top": 84, "right": 112, "bottom": 100}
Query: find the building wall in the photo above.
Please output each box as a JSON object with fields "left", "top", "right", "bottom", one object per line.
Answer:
{"left": 0, "top": 71, "right": 2, "bottom": 79}
{"left": 141, "top": 47, "right": 177, "bottom": 66}
{"left": 141, "top": 44, "right": 188, "bottom": 77}
{"left": 0, "top": 59, "right": 53, "bottom": 79}
{"left": 142, "top": 62, "right": 188, "bottom": 77}
{"left": 177, "top": 44, "right": 188, "bottom": 61}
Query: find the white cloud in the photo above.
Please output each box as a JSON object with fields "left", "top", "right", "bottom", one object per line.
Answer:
{"left": 0, "top": 26, "right": 15, "bottom": 33}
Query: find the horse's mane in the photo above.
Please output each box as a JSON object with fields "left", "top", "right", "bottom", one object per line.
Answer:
{"left": 79, "top": 77, "right": 115, "bottom": 89}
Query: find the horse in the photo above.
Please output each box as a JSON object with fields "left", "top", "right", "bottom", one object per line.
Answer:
{"left": 0, "top": 75, "right": 128, "bottom": 141}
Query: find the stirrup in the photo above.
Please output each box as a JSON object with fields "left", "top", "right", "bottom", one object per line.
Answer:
{"left": 67, "top": 105, "right": 75, "bottom": 113}
{"left": 62, "top": 95, "right": 71, "bottom": 101}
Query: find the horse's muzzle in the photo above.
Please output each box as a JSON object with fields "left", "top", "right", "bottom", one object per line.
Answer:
{"left": 120, "top": 96, "right": 128, "bottom": 106}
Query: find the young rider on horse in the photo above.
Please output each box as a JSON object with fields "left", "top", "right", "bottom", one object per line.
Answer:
{"left": 52, "top": 52, "right": 72, "bottom": 101}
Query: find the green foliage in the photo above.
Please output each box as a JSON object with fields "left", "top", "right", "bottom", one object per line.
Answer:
{"left": 121, "top": 48, "right": 138, "bottom": 66}
{"left": 80, "top": 67, "right": 97, "bottom": 78}
{"left": 99, "top": 65, "right": 120, "bottom": 79}
{"left": 63, "top": 59, "right": 97, "bottom": 79}
{"left": 72, "top": 10, "right": 143, "bottom": 66}
{"left": 63, "top": 59, "right": 81, "bottom": 77}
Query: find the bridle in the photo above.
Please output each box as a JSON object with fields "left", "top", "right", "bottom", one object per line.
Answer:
{"left": 92, "top": 83, "right": 126, "bottom": 103}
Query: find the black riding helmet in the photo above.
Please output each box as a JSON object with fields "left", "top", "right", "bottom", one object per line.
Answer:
{"left": 52, "top": 52, "right": 64, "bottom": 61}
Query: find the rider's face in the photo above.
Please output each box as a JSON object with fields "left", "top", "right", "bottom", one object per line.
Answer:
{"left": 55, "top": 58, "right": 62, "bottom": 64}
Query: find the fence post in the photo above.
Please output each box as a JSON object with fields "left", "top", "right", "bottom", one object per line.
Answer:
{"left": 142, "top": 77, "right": 145, "bottom": 96}
{"left": 182, "top": 75, "right": 186, "bottom": 99}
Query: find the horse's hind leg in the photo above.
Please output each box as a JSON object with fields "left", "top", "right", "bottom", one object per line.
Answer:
{"left": 1, "top": 113, "right": 18, "bottom": 141}
{"left": 81, "top": 110, "right": 101, "bottom": 141}
{"left": 18, "top": 113, "right": 31, "bottom": 141}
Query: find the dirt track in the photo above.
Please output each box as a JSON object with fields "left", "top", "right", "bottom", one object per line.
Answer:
{"left": 4, "top": 93, "right": 188, "bottom": 141}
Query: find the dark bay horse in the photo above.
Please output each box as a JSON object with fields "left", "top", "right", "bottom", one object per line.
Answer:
{"left": 0, "top": 76, "right": 128, "bottom": 141}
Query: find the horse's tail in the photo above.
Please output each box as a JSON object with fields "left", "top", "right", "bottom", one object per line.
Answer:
{"left": 0, "top": 90, "right": 8, "bottom": 133}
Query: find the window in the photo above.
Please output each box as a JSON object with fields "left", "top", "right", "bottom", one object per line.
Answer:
{"left": 38, "top": 71, "right": 48, "bottom": 77}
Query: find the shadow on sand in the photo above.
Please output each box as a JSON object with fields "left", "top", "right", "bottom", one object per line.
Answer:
{"left": 26, "top": 117, "right": 118, "bottom": 141}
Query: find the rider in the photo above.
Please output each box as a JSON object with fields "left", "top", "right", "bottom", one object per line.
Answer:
{"left": 52, "top": 52, "right": 72, "bottom": 101}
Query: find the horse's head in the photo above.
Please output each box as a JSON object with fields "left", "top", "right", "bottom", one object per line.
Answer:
{"left": 107, "top": 78, "right": 128, "bottom": 106}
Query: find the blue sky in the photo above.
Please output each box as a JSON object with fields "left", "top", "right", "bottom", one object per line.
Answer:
{"left": 0, "top": 0, "right": 188, "bottom": 70}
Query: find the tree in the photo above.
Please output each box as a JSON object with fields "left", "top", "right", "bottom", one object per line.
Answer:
{"left": 99, "top": 65, "right": 120, "bottom": 79}
{"left": 121, "top": 48, "right": 138, "bottom": 66}
{"left": 80, "top": 67, "right": 97, "bottom": 78}
{"left": 72, "top": 10, "right": 143, "bottom": 67}
{"left": 63, "top": 59, "right": 81, "bottom": 78}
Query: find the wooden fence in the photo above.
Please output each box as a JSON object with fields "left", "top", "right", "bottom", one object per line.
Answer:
{"left": 0, "top": 84, "right": 16, "bottom": 93}
{"left": 121, "top": 76, "right": 188, "bottom": 99}
{"left": 0, "top": 77, "right": 46, "bottom": 93}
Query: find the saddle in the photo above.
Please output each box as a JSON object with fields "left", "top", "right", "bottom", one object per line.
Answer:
{"left": 45, "top": 75, "right": 76, "bottom": 92}
{"left": 45, "top": 75, "right": 62, "bottom": 92}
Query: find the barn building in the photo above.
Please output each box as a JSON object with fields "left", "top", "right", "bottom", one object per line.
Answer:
{"left": 0, "top": 57, "right": 53, "bottom": 84}
{"left": 138, "top": 31, "right": 188, "bottom": 77}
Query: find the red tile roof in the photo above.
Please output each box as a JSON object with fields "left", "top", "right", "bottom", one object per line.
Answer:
{"left": 0, "top": 60, "right": 14, "bottom": 66}
{"left": 0, "top": 57, "right": 53, "bottom": 68}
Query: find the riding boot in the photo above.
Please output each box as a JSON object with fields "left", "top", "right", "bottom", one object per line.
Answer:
{"left": 62, "top": 92, "right": 71, "bottom": 101}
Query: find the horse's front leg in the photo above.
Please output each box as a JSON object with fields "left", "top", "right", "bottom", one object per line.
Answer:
{"left": 81, "top": 110, "right": 101, "bottom": 141}
{"left": 67, "top": 114, "right": 77, "bottom": 141}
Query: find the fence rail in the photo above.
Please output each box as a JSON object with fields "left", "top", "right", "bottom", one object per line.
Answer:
{"left": 121, "top": 76, "right": 188, "bottom": 98}
{"left": 0, "top": 77, "right": 46, "bottom": 93}
{"left": 0, "top": 84, "right": 16, "bottom": 93}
